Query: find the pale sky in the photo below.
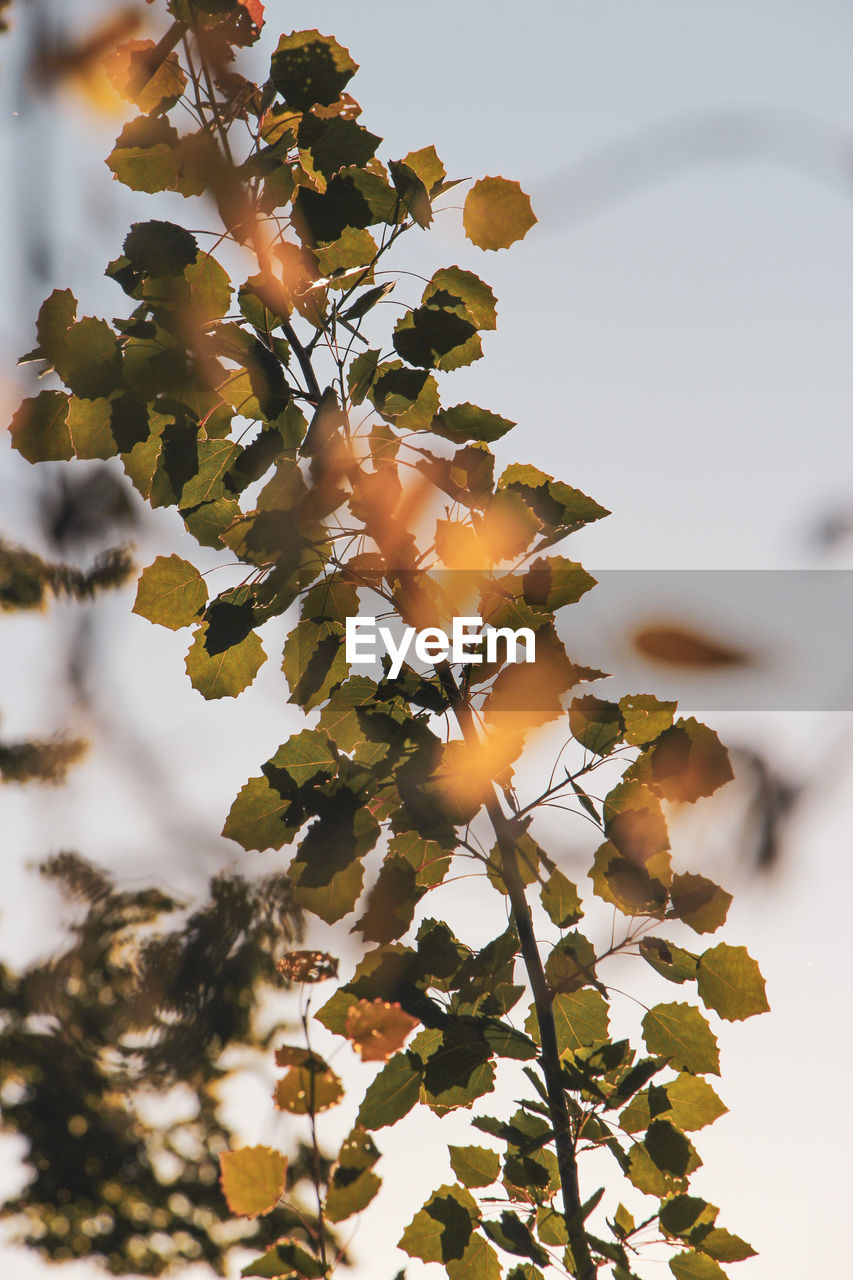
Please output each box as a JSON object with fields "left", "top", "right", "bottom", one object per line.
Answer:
{"left": 1, "top": 2, "right": 853, "bottom": 1278}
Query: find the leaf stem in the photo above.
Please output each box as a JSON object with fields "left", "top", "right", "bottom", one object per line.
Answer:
{"left": 302, "top": 1008, "right": 328, "bottom": 1270}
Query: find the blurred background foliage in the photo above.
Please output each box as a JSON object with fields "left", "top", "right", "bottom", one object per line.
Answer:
{"left": 0, "top": 5, "right": 329, "bottom": 1273}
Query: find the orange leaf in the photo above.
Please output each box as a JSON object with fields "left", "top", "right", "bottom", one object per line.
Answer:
{"left": 239, "top": 0, "right": 265, "bottom": 27}
{"left": 345, "top": 999, "right": 418, "bottom": 1063}
{"left": 277, "top": 950, "right": 339, "bottom": 983}
{"left": 632, "top": 623, "right": 751, "bottom": 669}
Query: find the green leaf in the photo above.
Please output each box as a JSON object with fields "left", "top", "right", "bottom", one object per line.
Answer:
{"left": 433, "top": 402, "right": 515, "bottom": 444}
{"left": 289, "top": 796, "right": 378, "bottom": 917}
{"left": 536, "top": 1206, "right": 568, "bottom": 1246}
{"left": 659, "top": 1195, "right": 717, "bottom": 1238}
{"left": 463, "top": 176, "right": 537, "bottom": 251}
{"left": 182, "top": 496, "right": 241, "bottom": 548}
{"left": 299, "top": 115, "right": 381, "bottom": 186}
{"left": 603, "top": 780, "right": 670, "bottom": 871}
{"left": 325, "top": 1167, "right": 381, "bottom": 1222}
{"left": 447, "top": 1231, "right": 502, "bottom": 1280}
{"left": 389, "top": 158, "right": 433, "bottom": 228}
{"left": 481, "top": 1213, "right": 548, "bottom": 1266}
{"left": 522, "top": 555, "right": 596, "bottom": 611}
{"left": 67, "top": 397, "right": 116, "bottom": 460}
{"left": 418, "top": 1027, "right": 497, "bottom": 1113}
{"left": 317, "top": 676, "right": 379, "bottom": 750}
{"left": 540, "top": 869, "right": 583, "bottom": 928}
{"left": 612, "top": 1204, "right": 636, "bottom": 1240}
{"left": 222, "top": 775, "right": 299, "bottom": 851}
{"left": 390, "top": 830, "right": 452, "bottom": 889}
{"left": 239, "top": 272, "right": 288, "bottom": 334}
{"left": 695, "top": 1229, "right": 756, "bottom": 1262}
{"left": 348, "top": 347, "right": 381, "bottom": 405}
{"left": 271, "top": 30, "right": 358, "bottom": 109}
{"left": 105, "top": 37, "right": 188, "bottom": 114}
{"left": 644, "top": 1119, "right": 700, "bottom": 1178}
{"left": 570, "top": 695, "right": 625, "bottom": 755}
{"left": 357, "top": 1052, "right": 423, "bottom": 1130}
{"left": 107, "top": 115, "right": 179, "bottom": 193}
{"left": 527, "top": 988, "right": 609, "bottom": 1055}
{"left": 185, "top": 254, "right": 232, "bottom": 320}
{"left": 448, "top": 1145, "right": 500, "bottom": 1188}
{"left": 664, "top": 1074, "right": 727, "bottom": 1131}
{"left": 507, "top": 1265, "right": 545, "bottom": 1280}
{"left": 649, "top": 718, "right": 733, "bottom": 803}
{"left": 219, "top": 1145, "right": 287, "bottom": 1218}
{"left": 424, "top": 266, "right": 497, "bottom": 330}
{"left": 173, "top": 129, "right": 221, "bottom": 198}
{"left": 291, "top": 855, "right": 366, "bottom": 926}
{"left": 217, "top": 331, "right": 289, "bottom": 421}
{"left": 402, "top": 144, "right": 446, "bottom": 195}
{"left": 9, "top": 390, "right": 72, "bottom": 463}
{"left": 620, "top": 1073, "right": 725, "bottom": 1136}
{"left": 399, "top": 1183, "right": 478, "bottom": 1264}
{"left": 639, "top": 937, "right": 698, "bottom": 985}
{"left": 356, "top": 859, "right": 421, "bottom": 944}
{"left": 608, "top": 1057, "right": 665, "bottom": 1112}
{"left": 544, "top": 930, "right": 597, "bottom": 995}
{"left": 393, "top": 302, "right": 479, "bottom": 370}
{"left": 55, "top": 318, "right": 122, "bottom": 399}
{"left": 133, "top": 555, "right": 207, "bottom": 630}
{"left": 619, "top": 694, "right": 677, "bottom": 747}
{"left": 315, "top": 226, "right": 378, "bottom": 276}
{"left": 670, "top": 873, "right": 732, "bottom": 935}
{"left": 186, "top": 623, "right": 266, "bottom": 699}
{"left": 498, "top": 463, "right": 610, "bottom": 533}
{"left": 642, "top": 1003, "right": 720, "bottom": 1075}
{"left": 36, "top": 287, "right": 76, "bottom": 364}
{"left": 589, "top": 840, "right": 668, "bottom": 918}
{"left": 369, "top": 360, "right": 440, "bottom": 432}
{"left": 339, "top": 281, "right": 394, "bottom": 323}
{"left": 282, "top": 618, "right": 348, "bottom": 710}
{"left": 336, "top": 1126, "right": 380, "bottom": 1172}
{"left": 267, "top": 729, "right": 337, "bottom": 786}
{"left": 696, "top": 944, "right": 769, "bottom": 1022}
{"left": 241, "top": 1239, "right": 326, "bottom": 1278}
{"left": 316, "top": 987, "right": 359, "bottom": 1037}
{"left": 627, "top": 1142, "right": 684, "bottom": 1198}
{"left": 669, "top": 1251, "right": 728, "bottom": 1280}
{"left": 123, "top": 220, "right": 199, "bottom": 276}
{"left": 293, "top": 166, "right": 397, "bottom": 244}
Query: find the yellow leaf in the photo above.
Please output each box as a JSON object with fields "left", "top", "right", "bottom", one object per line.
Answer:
{"left": 463, "top": 176, "right": 537, "bottom": 251}
{"left": 220, "top": 1145, "right": 286, "bottom": 1218}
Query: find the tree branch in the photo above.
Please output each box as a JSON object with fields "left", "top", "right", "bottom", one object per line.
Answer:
{"left": 436, "top": 665, "right": 597, "bottom": 1280}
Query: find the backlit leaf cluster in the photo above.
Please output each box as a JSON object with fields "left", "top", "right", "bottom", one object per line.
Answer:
{"left": 7, "top": 5, "right": 769, "bottom": 1280}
